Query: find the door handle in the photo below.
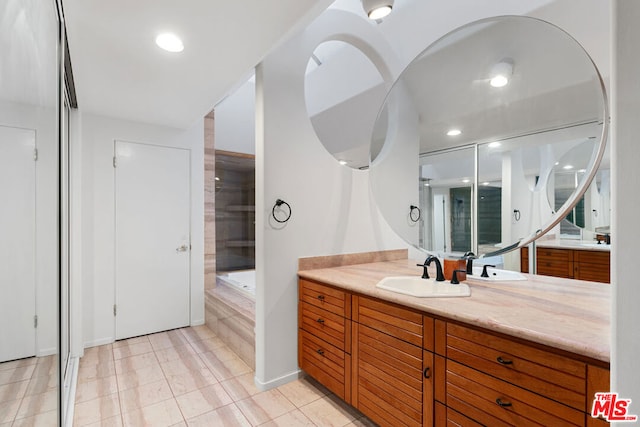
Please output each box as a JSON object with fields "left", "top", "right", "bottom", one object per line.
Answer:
{"left": 176, "top": 244, "right": 189, "bottom": 252}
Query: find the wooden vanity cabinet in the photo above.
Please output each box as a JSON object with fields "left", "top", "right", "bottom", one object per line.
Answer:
{"left": 520, "top": 247, "right": 610, "bottom": 283}
{"left": 298, "top": 279, "right": 352, "bottom": 402}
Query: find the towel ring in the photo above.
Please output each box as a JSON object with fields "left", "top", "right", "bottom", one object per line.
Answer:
{"left": 272, "top": 199, "right": 292, "bottom": 223}
{"left": 410, "top": 205, "right": 421, "bottom": 222}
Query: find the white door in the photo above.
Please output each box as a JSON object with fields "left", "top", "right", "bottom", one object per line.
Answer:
{"left": 115, "top": 141, "right": 191, "bottom": 340}
{"left": 0, "top": 126, "right": 36, "bottom": 362}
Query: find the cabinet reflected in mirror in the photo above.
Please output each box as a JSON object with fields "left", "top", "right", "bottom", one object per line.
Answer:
{"left": 0, "top": 0, "right": 61, "bottom": 424}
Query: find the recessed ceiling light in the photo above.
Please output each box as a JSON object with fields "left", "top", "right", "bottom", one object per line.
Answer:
{"left": 447, "top": 129, "right": 462, "bottom": 136}
{"left": 563, "top": 164, "right": 574, "bottom": 170}
{"left": 338, "top": 160, "right": 348, "bottom": 166}
{"left": 483, "top": 182, "right": 490, "bottom": 186}
{"left": 488, "top": 142, "right": 501, "bottom": 148}
{"left": 362, "top": 0, "right": 394, "bottom": 19}
{"left": 462, "top": 179, "right": 470, "bottom": 183}
{"left": 490, "top": 59, "right": 513, "bottom": 88}
{"left": 155, "top": 33, "right": 184, "bottom": 53}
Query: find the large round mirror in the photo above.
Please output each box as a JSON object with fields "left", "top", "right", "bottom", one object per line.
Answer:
{"left": 369, "top": 15, "right": 608, "bottom": 260}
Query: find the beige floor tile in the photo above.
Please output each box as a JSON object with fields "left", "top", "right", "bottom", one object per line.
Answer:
{"left": 78, "top": 361, "right": 116, "bottom": 384}
{"left": 73, "top": 392, "right": 121, "bottom": 426}
{"left": 236, "top": 389, "right": 296, "bottom": 426}
{"left": 186, "top": 403, "right": 251, "bottom": 427}
{"left": 0, "top": 399, "right": 21, "bottom": 424}
{"left": 159, "top": 354, "right": 207, "bottom": 377}
{"left": 347, "top": 416, "right": 379, "bottom": 426}
{"left": 83, "top": 414, "right": 124, "bottom": 427}
{"left": 114, "top": 352, "right": 158, "bottom": 375}
{"left": 116, "top": 364, "right": 165, "bottom": 392}
{"left": 188, "top": 336, "right": 226, "bottom": 354}
{"left": 169, "top": 422, "right": 187, "bottom": 427}
{"left": 15, "top": 389, "right": 57, "bottom": 420}
{"left": 75, "top": 375, "right": 119, "bottom": 403}
{"left": 154, "top": 344, "right": 198, "bottom": 364}
{"left": 180, "top": 326, "right": 217, "bottom": 343}
{"left": 175, "top": 383, "right": 233, "bottom": 419}
{"left": 199, "top": 352, "right": 251, "bottom": 381}
{"left": 24, "top": 373, "right": 56, "bottom": 396}
{"left": 121, "top": 398, "right": 184, "bottom": 427}
{"left": 165, "top": 368, "right": 218, "bottom": 396}
{"left": 11, "top": 409, "right": 57, "bottom": 427}
{"left": 277, "top": 376, "right": 328, "bottom": 408}
{"left": 299, "top": 394, "right": 360, "bottom": 427}
{"left": 0, "top": 357, "right": 37, "bottom": 372}
{"left": 262, "top": 409, "right": 316, "bottom": 427}
{"left": 219, "top": 373, "right": 261, "bottom": 401}
{"left": 0, "top": 365, "right": 35, "bottom": 386}
{"left": 32, "top": 356, "right": 56, "bottom": 378}
{"left": 81, "top": 345, "right": 115, "bottom": 367}
{"left": 113, "top": 335, "right": 150, "bottom": 349}
{"left": 113, "top": 341, "right": 154, "bottom": 360}
{"left": 119, "top": 379, "right": 174, "bottom": 414}
{"left": 0, "top": 379, "right": 29, "bottom": 403}
{"left": 148, "top": 330, "right": 189, "bottom": 351}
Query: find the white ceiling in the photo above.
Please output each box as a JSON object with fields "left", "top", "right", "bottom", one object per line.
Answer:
{"left": 63, "top": 0, "right": 333, "bottom": 129}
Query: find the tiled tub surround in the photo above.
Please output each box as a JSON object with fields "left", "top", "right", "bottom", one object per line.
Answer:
{"left": 73, "top": 326, "right": 375, "bottom": 426}
{"left": 205, "top": 281, "right": 256, "bottom": 370}
{"left": 299, "top": 257, "right": 610, "bottom": 362}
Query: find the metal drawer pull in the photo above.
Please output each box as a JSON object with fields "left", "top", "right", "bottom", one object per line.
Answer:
{"left": 496, "top": 356, "right": 513, "bottom": 365}
{"left": 423, "top": 367, "right": 431, "bottom": 379}
{"left": 496, "top": 398, "right": 512, "bottom": 407}
{"left": 317, "top": 349, "right": 325, "bottom": 356}
{"left": 316, "top": 318, "right": 325, "bottom": 324}
{"left": 317, "top": 295, "right": 325, "bottom": 301}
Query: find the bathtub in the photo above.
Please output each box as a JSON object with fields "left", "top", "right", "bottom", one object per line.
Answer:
{"left": 216, "top": 270, "right": 255, "bottom": 299}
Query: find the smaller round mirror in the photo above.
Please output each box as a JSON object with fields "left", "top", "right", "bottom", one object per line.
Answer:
{"left": 304, "top": 40, "right": 386, "bottom": 169}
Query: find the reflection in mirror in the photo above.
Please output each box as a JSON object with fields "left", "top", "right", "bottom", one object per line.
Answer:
{"left": 369, "top": 16, "right": 607, "bottom": 264}
{"left": 305, "top": 40, "right": 386, "bottom": 169}
{"left": 547, "top": 141, "right": 610, "bottom": 238}
{"left": 0, "top": 0, "right": 59, "bottom": 424}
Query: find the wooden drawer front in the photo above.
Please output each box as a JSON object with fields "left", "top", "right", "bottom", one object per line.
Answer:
{"left": 537, "top": 259, "right": 574, "bottom": 278}
{"left": 574, "top": 250, "right": 610, "bottom": 265}
{"left": 521, "top": 247, "right": 529, "bottom": 274}
{"left": 447, "top": 361, "right": 584, "bottom": 426}
{"left": 356, "top": 324, "right": 423, "bottom": 427}
{"left": 355, "top": 295, "right": 423, "bottom": 347}
{"left": 446, "top": 323, "right": 586, "bottom": 410}
{"left": 446, "top": 406, "right": 484, "bottom": 427}
{"left": 299, "top": 329, "right": 349, "bottom": 401}
{"left": 575, "top": 262, "right": 610, "bottom": 283}
{"left": 299, "top": 279, "right": 349, "bottom": 317}
{"left": 537, "top": 248, "right": 574, "bottom": 262}
{"left": 300, "top": 301, "right": 349, "bottom": 352}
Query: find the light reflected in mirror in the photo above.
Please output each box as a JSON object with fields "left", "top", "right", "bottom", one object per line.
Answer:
{"left": 0, "top": 0, "right": 60, "bottom": 424}
{"left": 369, "top": 15, "right": 608, "bottom": 262}
{"left": 305, "top": 40, "right": 386, "bottom": 169}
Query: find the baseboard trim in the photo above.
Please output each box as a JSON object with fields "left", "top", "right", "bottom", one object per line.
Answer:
{"left": 83, "top": 337, "right": 114, "bottom": 349}
{"left": 254, "top": 369, "right": 302, "bottom": 392}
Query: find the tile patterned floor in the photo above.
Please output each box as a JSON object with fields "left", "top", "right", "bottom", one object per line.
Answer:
{"left": 0, "top": 354, "right": 58, "bottom": 426}
{"left": 73, "top": 325, "right": 377, "bottom": 426}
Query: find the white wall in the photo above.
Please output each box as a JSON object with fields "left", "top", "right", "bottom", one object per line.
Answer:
{"left": 254, "top": 0, "right": 581, "bottom": 390}
{"left": 79, "top": 113, "right": 204, "bottom": 347}
{"left": 215, "top": 78, "right": 256, "bottom": 155}
{"left": 611, "top": 0, "right": 640, "bottom": 414}
{"left": 0, "top": 100, "right": 58, "bottom": 356}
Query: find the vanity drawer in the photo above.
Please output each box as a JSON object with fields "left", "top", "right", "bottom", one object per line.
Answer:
{"left": 353, "top": 295, "right": 423, "bottom": 347}
{"left": 298, "top": 328, "right": 350, "bottom": 402}
{"left": 446, "top": 360, "right": 584, "bottom": 426}
{"left": 446, "top": 323, "right": 586, "bottom": 410}
{"left": 299, "top": 301, "right": 350, "bottom": 352}
{"left": 537, "top": 247, "right": 574, "bottom": 262}
{"left": 299, "top": 279, "right": 350, "bottom": 317}
{"left": 574, "top": 250, "right": 610, "bottom": 265}
{"left": 537, "top": 259, "right": 574, "bottom": 278}
{"left": 574, "top": 262, "right": 610, "bottom": 283}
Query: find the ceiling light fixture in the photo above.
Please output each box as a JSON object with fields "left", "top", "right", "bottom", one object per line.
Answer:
{"left": 563, "top": 164, "right": 574, "bottom": 170}
{"left": 488, "top": 141, "right": 501, "bottom": 148}
{"left": 447, "top": 129, "right": 462, "bottom": 136}
{"left": 490, "top": 59, "right": 513, "bottom": 88}
{"left": 362, "top": 0, "right": 394, "bottom": 20}
{"left": 155, "top": 33, "right": 184, "bottom": 53}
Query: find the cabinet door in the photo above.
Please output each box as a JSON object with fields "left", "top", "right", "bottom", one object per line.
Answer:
{"left": 424, "top": 350, "right": 435, "bottom": 427}
{"left": 353, "top": 323, "right": 423, "bottom": 427}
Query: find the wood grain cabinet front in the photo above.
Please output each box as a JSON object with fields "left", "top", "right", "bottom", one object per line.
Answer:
{"left": 298, "top": 279, "right": 351, "bottom": 402}
{"left": 521, "top": 247, "right": 610, "bottom": 283}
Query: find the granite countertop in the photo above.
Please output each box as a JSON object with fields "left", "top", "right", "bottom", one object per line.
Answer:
{"left": 535, "top": 239, "right": 611, "bottom": 252}
{"left": 298, "top": 258, "right": 610, "bottom": 363}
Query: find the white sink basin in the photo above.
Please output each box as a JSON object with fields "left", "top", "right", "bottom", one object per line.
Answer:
{"left": 470, "top": 266, "right": 526, "bottom": 281}
{"left": 376, "top": 276, "right": 470, "bottom": 298}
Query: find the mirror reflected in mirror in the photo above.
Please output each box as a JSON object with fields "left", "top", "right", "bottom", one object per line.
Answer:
{"left": 305, "top": 40, "right": 386, "bottom": 169}
{"left": 369, "top": 15, "right": 608, "bottom": 266}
